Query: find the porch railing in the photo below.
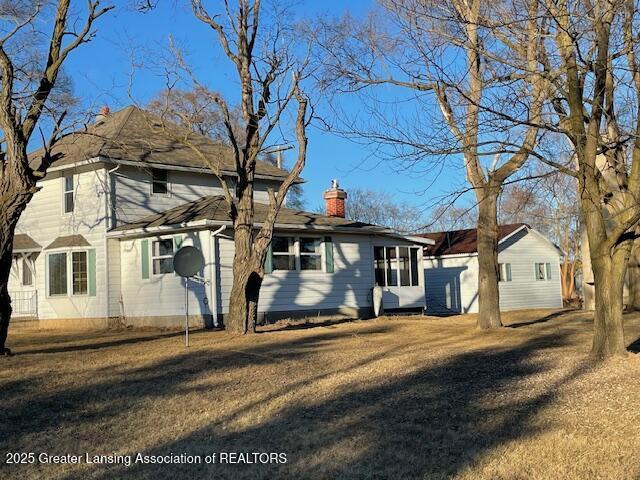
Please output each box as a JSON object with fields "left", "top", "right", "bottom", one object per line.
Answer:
{"left": 9, "top": 290, "right": 38, "bottom": 318}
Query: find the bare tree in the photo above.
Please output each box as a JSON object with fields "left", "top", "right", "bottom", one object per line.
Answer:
{"left": 0, "top": 1, "right": 112, "bottom": 355}
{"left": 520, "top": 0, "right": 640, "bottom": 358}
{"left": 180, "top": 0, "right": 311, "bottom": 334}
{"left": 147, "top": 86, "right": 244, "bottom": 143}
{"left": 314, "top": 0, "right": 544, "bottom": 329}
{"left": 345, "top": 188, "right": 426, "bottom": 233}
{"left": 500, "top": 169, "right": 581, "bottom": 302}
{"left": 426, "top": 203, "right": 478, "bottom": 232}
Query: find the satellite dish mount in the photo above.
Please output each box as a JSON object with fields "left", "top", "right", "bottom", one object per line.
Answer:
{"left": 173, "top": 245, "right": 206, "bottom": 347}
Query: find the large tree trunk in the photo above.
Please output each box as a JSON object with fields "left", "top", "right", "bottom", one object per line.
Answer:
{"left": 0, "top": 191, "right": 32, "bottom": 354}
{"left": 476, "top": 185, "right": 502, "bottom": 329}
{"left": 590, "top": 246, "right": 629, "bottom": 358}
{"left": 226, "top": 261, "right": 263, "bottom": 334}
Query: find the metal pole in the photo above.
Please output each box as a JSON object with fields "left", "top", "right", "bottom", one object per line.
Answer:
{"left": 185, "top": 277, "right": 189, "bottom": 347}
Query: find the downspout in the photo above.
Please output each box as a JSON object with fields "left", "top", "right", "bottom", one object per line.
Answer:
{"left": 209, "top": 225, "right": 226, "bottom": 327}
{"left": 104, "top": 164, "right": 120, "bottom": 324}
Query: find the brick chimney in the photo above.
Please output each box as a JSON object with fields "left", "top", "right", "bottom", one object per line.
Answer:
{"left": 323, "top": 179, "right": 347, "bottom": 218}
{"left": 95, "top": 105, "right": 110, "bottom": 124}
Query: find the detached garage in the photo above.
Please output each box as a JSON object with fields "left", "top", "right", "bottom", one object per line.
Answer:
{"left": 419, "top": 224, "right": 563, "bottom": 315}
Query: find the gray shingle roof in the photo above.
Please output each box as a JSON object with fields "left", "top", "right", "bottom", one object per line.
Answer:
{"left": 111, "top": 196, "right": 389, "bottom": 233}
{"left": 13, "top": 234, "right": 41, "bottom": 252}
{"left": 29, "top": 105, "right": 293, "bottom": 180}
{"left": 418, "top": 224, "right": 527, "bottom": 256}
{"left": 45, "top": 234, "right": 91, "bottom": 250}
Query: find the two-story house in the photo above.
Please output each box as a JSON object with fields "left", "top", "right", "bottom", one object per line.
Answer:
{"left": 9, "top": 106, "right": 432, "bottom": 329}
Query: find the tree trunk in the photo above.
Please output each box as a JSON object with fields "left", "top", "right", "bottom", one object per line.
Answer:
{"left": 590, "top": 250, "right": 628, "bottom": 358}
{"left": 0, "top": 194, "right": 31, "bottom": 354}
{"left": 627, "top": 239, "right": 640, "bottom": 310}
{"left": 226, "top": 263, "right": 264, "bottom": 334}
{"left": 476, "top": 186, "right": 502, "bottom": 329}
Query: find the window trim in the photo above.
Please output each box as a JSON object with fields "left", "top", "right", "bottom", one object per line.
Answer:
{"left": 534, "top": 262, "right": 552, "bottom": 281}
{"left": 268, "top": 235, "right": 326, "bottom": 273}
{"left": 46, "top": 248, "right": 90, "bottom": 298}
{"left": 151, "top": 238, "right": 175, "bottom": 276}
{"left": 151, "top": 168, "right": 170, "bottom": 197}
{"left": 498, "top": 262, "right": 512, "bottom": 282}
{"left": 374, "top": 245, "right": 422, "bottom": 287}
{"left": 62, "top": 174, "right": 75, "bottom": 214}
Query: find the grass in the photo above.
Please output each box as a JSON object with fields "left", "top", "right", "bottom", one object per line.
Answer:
{"left": 2, "top": 309, "right": 640, "bottom": 479}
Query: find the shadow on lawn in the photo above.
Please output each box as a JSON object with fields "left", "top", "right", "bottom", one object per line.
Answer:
{"left": 14, "top": 330, "right": 187, "bottom": 355}
{"left": 2, "top": 323, "right": 587, "bottom": 480}
{"left": 506, "top": 309, "right": 576, "bottom": 329}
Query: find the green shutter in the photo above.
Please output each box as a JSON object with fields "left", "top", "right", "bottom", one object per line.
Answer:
{"left": 324, "top": 236, "right": 334, "bottom": 273}
{"left": 506, "top": 263, "right": 512, "bottom": 282}
{"left": 174, "top": 235, "right": 183, "bottom": 249}
{"left": 141, "top": 239, "right": 149, "bottom": 279}
{"left": 264, "top": 242, "right": 273, "bottom": 274}
{"left": 88, "top": 249, "right": 97, "bottom": 296}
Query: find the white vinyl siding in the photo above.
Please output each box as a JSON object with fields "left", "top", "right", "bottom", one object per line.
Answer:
{"left": 424, "top": 228, "right": 563, "bottom": 314}
{"left": 14, "top": 165, "right": 109, "bottom": 320}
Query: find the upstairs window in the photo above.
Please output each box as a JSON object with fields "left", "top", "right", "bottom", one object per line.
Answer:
{"left": 535, "top": 262, "right": 552, "bottom": 281}
{"left": 63, "top": 175, "right": 74, "bottom": 213}
{"left": 374, "top": 246, "right": 421, "bottom": 287}
{"left": 498, "top": 263, "right": 512, "bottom": 282}
{"left": 152, "top": 239, "right": 174, "bottom": 274}
{"left": 151, "top": 169, "right": 168, "bottom": 195}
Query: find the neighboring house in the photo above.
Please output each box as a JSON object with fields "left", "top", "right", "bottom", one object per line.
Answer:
{"left": 419, "top": 224, "right": 563, "bottom": 315}
{"left": 9, "top": 105, "right": 431, "bottom": 329}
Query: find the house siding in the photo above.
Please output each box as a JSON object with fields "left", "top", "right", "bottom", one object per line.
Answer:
{"left": 12, "top": 165, "right": 109, "bottom": 324}
{"left": 112, "top": 166, "right": 277, "bottom": 225}
{"left": 424, "top": 228, "right": 563, "bottom": 315}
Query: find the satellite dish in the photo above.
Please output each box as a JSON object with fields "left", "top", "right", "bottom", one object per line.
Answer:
{"left": 173, "top": 246, "right": 204, "bottom": 277}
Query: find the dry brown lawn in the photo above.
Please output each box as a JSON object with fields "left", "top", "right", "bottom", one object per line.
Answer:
{"left": 2, "top": 309, "right": 640, "bottom": 480}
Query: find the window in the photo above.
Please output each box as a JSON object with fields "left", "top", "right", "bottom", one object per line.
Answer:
{"left": 374, "top": 247, "right": 385, "bottom": 286}
{"left": 535, "top": 262, "right": 552, "bottom": 281}
{"left": 152, "top": 239, "right": 174, "bottom": 274}
{"left": 374, "top": 246, "right": 421, "bottom": 287}
{"left": 72, "top": 251, "right": 88, "bottom": 295}
{"left": 63, "top": 175, "right": 74, "bottom": 213}
{"left": 272, "top": 237, "right": 296, "bottom": 270}
{"left": 48, "top": 253, "right": 67, "bottom": 295}
{"left": 151, "top": 169, "right": 168, "bottom": 195}
{"left": 22, "top": 257, "right": 33, "bottom": 286}
{"left": 299, "top": 237, "right": 322, "bottom": 271}
{"left": 498, "top": 263, "right": 512, "bottom": 282}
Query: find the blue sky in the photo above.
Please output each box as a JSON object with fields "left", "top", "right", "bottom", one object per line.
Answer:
{"left": 63, "top": 0, "right": 466, "bottom": 214}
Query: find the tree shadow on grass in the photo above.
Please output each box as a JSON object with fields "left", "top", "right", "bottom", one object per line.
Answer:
{"left": 0, "top": 320, "right": 592, "bottom": 480}
{"left": 53, "top": 328, "right": 585, "bottom": 479}
{"left": 506, "top": 309, "right": 577, "bottom": 329}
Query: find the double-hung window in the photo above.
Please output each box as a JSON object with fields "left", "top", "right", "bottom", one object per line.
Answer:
{"left": 151, "top": 169, "right": 169, "bottom": 195}
{"left": 63, "top": 175, "right": 74, "bottom": 213}
{"left": 152, "top": 239, "right": 174, "bottom": 274}
{"left": 299, "top": 237, "right": 322, "bottom": 271}
{"left": 72, "top": 251, "right": 88, "bottom": 294}
{"left": 498, "top": 263, "right": 512, "bottom": 282}
{"left": 374, "top": 246, "right": 421, "bottom": 287}
{"left": 269, "top": 236, "right": 324, "bottom": 272}
{"left": 535, "top": 262, "right": 552, "bottom": 281}
{"left": 272, "top": 237, "right": 296, "bottom": 271}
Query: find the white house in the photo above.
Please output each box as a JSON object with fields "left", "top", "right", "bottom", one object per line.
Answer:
{"left": 420, "top": 224, "right": 563, "bottom": 315}
{"left": 8, "top": 105, "right": 432, "bottom": 330}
